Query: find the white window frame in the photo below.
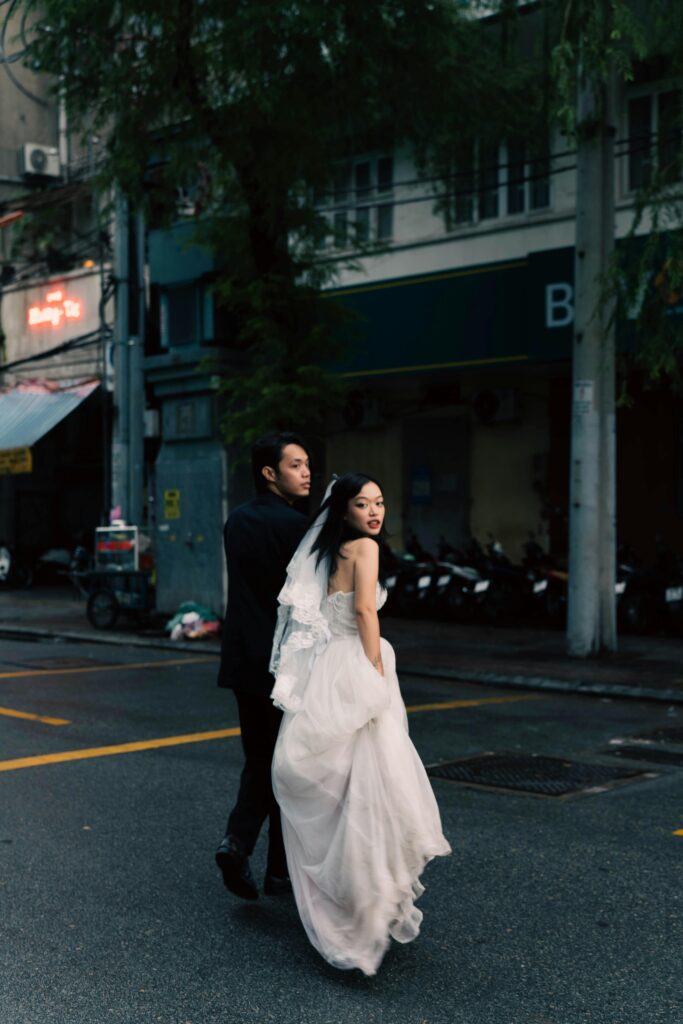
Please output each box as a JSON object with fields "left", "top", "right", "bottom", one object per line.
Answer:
{"left": 317, "top": 153, "right": 395, "bottom": 250}
{"left": 449, "top": 139, "right": 551, "bottom": 230}
{"left": 622, "top": 83, "right": 683, "bottom": 197}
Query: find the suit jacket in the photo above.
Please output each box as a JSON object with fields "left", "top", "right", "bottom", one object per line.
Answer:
{"left": 217, "top": 491, "right": 309, "bottom": 695}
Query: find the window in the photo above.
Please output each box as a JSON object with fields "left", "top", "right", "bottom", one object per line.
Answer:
{"left": 355, "top": 162, "right": 372, "bottom": 202}
{"left": 478, "top": 140, "right": 500, "bottom": 220}
{"left": 627, "top": 88, "right": 682, "bottom": 191}
{"left": 333, "top": 210, "right": 348, "bottom": 247}
{"left": 507, "top": 139, "right": 526, "bottom": 215}
{"left": 355, "top": 206, "right": 371, "bottom": 243}
{"left": 317, "top": 154, "right": 394, "bottom": 248}
{"left": 453, "top": 141, "right": 475, "bottom": 224}
{"left": 376, "top": 203, "right": 394, "bottom": 241}
{"left": 159, "top": 283, "right": 211, "bottom": 348}
{"left": 529, "top": 151, "right": 551, "bottom": 209}
{"left": 450, "top": 138, "right": 550, "bottom": 229}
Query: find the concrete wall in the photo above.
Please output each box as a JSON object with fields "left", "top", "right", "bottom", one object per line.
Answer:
{"left": 325, "top": 370, "right": 551, "bottom": 561}
{"left": 325, "top": 418, "right": 404, "bottom": 546}
{"left": 466, "top": 374, "right": 551, "bottom": 560}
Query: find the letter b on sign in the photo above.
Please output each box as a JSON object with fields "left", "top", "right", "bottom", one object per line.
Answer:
{"left": 545, "top": 283, "right": 574, "bottom": 328}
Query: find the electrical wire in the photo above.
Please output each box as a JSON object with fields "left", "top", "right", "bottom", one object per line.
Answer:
{"left": 0, "top": 328, "right": 108, "bottom": 373}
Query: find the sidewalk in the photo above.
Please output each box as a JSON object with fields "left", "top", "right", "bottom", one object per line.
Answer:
{"left": 0, "top": 584, "right": 682, "bottom": 703}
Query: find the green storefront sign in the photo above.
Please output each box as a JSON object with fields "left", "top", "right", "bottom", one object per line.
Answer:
{"left": 329, "top": 246, "right": 635, "bottom": 376}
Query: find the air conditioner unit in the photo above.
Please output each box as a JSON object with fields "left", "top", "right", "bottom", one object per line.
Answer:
{"left": 472, "top": 389, "right": 520, "bottom": 424}
{"left": 19, "top": 143, "right": 61, "bottom": 179}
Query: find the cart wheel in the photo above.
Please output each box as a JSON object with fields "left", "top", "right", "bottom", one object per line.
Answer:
{"left": 87, "top": 588, "right": 119, "bottom": 629}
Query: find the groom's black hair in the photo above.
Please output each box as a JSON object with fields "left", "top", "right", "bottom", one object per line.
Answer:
{"left": 252, "top": 432, "right": 310, "bottom": 492}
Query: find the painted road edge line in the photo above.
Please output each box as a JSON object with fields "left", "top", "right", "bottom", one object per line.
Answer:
{"left": 0, "top": 694, "right": 543, "bottom": 773}
{"left": 0, "top": 727, "right": 242, "bottom": 773}
{"left": 0, "top": 704, "right": 71, "bottom": 726}
{"left": 404, "top": 694, "right": 543, "bottom": 713}
{"left": 0, "top": 656, "right": 217, "bottom": 682}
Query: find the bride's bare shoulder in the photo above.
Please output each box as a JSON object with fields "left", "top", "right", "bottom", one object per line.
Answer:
{"left": 344, "top": 537, "right": 378, "bottom": 562}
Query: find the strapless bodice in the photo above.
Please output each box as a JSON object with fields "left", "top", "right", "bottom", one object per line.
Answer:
{"left": 324, "top": 585, "right": 387, "bottom": 637}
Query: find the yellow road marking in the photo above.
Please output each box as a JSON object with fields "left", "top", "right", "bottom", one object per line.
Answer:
{"left": 405, "top": 695, "right": 543, "bottom": 713}
{"left": 0, "top": 656, "right": 217, "bottom": 682}
{"left": 0, "top": 727, "right": 241, "bottom": 773}
{"left": 673, "top": 829, "right": 683, "bottom": 836}
{"left": 0, "top": 693, "right": 544, "bottom": 774}
{"left": 0, "top": 704, "right": 71, "bottom": 726}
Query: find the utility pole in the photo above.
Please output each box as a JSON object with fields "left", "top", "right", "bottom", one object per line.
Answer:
{"left": 128, "top": 208, "right": 145, "bottom": 527}
{"left": 567, "top": 29, "right": 617, "bottom": 656}
{"left": 111, "top": 192, "right": 129, "bottom": 520}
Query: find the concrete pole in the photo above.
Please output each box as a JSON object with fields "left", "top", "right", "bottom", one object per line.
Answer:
{"left": 111, "top": 192, "right": 129, "bottom": 521}
{"left": 567, "top": 54, "right": 617, "bottom": 656}
{"left": 598, "top": 70, "right": 618, "bottom": 651}
{"left": 128, "top": 208, "right": 145, "bottom": 527}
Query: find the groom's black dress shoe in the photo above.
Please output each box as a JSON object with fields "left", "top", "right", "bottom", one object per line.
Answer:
{"left": 263, "top": 872, "right": 293, "bottom": 896}
{"left": 215, "top": 836, "right": 258, "bottom": 900}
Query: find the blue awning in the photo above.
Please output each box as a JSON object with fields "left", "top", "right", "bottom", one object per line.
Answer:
{"left": 0, "top": 381, "right": 99, "bottom": 451}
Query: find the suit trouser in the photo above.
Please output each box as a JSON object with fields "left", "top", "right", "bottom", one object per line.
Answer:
{"left": 226, "top": 690, "right": 287, "bottom": 875}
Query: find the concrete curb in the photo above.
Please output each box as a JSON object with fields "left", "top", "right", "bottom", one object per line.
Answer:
{"left": 2, "top": 622, "right": 682, "bottom": 703}
{"left": 0, "top": 623, "right": 220, "bottom": 656}
{"left": 400, "top": 663, "right": 683, "bottom": 705}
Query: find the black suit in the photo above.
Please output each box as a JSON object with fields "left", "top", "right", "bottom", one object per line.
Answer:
{"left": 217, "top": 491, "right": 308, "bottom": 872}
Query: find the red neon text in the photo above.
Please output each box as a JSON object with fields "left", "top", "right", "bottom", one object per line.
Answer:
{"left": 28, "top": 288, "right": 83, "bottom": 329}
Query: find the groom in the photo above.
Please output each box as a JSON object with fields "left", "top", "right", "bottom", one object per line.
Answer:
{"left": 216, "top": 432, "right": 311, "bottom": 899}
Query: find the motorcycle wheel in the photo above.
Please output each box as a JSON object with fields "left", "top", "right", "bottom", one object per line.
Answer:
{"left": 445, "top": 586, "right": 468, "bottom": 621}
{"left": 392, "top": 586, "right": 417, "bottom": 617}
{"left": 0, "top": 544, "right": 12, "bottom": 584}
{"left": 13, "top": 565, "right": 34, "bottom": 588}
{"left": 543, "top": 590, "right": 566, "bottom": 628}
{"left": 619, "top": 591, "right": 654, "bottom": 634}
{"left": 87, "top": 589, "right": 119, "bottom": 629}
{"left": 481, "top": 588, "right": 512, "bottom": 626}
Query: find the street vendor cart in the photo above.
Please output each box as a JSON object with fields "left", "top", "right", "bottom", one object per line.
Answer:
{"left": 72, "top": 525, "right": 155, "bottom": 629}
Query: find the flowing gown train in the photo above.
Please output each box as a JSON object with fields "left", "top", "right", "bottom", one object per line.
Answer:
{"left": 272, "top": 588, "right": 451, "bottom": 977}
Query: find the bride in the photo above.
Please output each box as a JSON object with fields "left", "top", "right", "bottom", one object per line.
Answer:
{"left": 269, "top": 473, "right": 451, "bottom": 977}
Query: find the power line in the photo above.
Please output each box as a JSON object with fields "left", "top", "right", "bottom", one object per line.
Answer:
{"left": 0, "top": 328, "right": 108, "bottom": 373}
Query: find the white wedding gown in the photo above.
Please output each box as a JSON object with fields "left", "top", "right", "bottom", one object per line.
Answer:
{"left": 272, "top": 587, "right": 451, "bottom": 977}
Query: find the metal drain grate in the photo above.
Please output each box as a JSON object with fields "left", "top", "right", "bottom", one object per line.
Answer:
{"left": 604, "top": 745, "right": 683, "bottom": 766}
{"left": 426, "top": 752, "right": 649, "bottom": 799}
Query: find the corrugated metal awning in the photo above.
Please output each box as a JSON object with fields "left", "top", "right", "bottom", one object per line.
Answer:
{"left": 0, "top": 381, "right": 99, "bottom": 451}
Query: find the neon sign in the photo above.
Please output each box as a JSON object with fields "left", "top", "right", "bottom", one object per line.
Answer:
{"left": 27, "top": 288, "right": 83, "bottom": 329}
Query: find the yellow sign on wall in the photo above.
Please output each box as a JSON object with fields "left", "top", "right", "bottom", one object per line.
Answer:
{"left": 164, "top": 488, "right": 181, "bottom": 520}
{"left": 0, "top": 447, "right": 33, "bottom": 475}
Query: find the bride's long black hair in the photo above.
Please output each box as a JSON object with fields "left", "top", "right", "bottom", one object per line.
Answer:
{"left": 311, "top": 472, "right": 388, "bottom": 584}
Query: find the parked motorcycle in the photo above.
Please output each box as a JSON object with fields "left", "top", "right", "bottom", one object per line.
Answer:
{"left": 458, "top": 536, "right": 533, "bottom": 625}
{"left": 616, "top": 543, "right": 683, "bottom": 634}
{"left": 521, "top": 536, "right": 568, "bottom": 628}
{"left": 0, "top": 543, "right": 33, "bottom": 588}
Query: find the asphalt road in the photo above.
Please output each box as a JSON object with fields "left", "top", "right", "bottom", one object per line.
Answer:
{"left": 0, "top": 633, "right": 681, "bottom": 1024}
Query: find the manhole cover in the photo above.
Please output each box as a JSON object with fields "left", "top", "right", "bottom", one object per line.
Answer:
{"left": 631, "top": 726, "right": 683, "bottom": 744}
{"left": 426, "top": 752, "right": 650, "bottom": 799}
{"left": 604, "top": 745, "right": 683, "bottom": 766}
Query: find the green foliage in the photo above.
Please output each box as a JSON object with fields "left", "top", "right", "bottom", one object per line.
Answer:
{"left": 23, "top": 0, "right": 513, "bottom": 445}
{"left": 19, "top": 0, "right": 683, "bottom": 410}
{"left": 543, "top": 0, "right": 683, "bottom": 387}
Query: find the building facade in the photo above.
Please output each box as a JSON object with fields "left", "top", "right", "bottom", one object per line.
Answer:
{"left": 0, "top": 49, "right": 111, "bottom": 562}
{"left": 318, "top": 71, "right": 683, "bottom": 564}
{"left": 137, "top": 64, "right": 683, "bottom": 613}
